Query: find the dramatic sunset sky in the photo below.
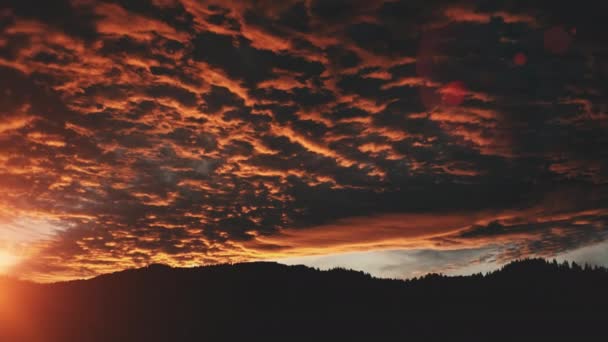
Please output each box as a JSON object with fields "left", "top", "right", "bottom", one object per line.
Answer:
{"left": 0, "top": 0, "right": 607, "bottom": 282}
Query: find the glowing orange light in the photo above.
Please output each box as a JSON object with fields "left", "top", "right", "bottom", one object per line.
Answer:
{"left": 0, "top": 250, "right": 19, "bottom": 274}
{"left": 514, "top": 52, "right": 527, "bottom": 66}
{"left": 441, "top": 81, "right": 467, "bottom": 106}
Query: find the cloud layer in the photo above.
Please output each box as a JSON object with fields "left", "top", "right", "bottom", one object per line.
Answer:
{"left": 0, "top": 0, "right": 607, "bottom": 281}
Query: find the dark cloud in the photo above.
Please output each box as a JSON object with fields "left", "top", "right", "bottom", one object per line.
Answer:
{"left": 2, "top": 0, "right": 99, "bottom": 41}
{"left": 192, "top": 31, "right": 324, "bottom": 86}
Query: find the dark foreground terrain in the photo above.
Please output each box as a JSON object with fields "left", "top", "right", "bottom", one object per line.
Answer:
{"left": 1, "top": 259, "right": 607, "bottom": 341}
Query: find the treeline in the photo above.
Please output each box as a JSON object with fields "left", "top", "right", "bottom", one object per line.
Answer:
{"left": 1, "top": 258, "right": 607, "bottom": 341}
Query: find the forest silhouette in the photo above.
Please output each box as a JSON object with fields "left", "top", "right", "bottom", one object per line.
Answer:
{"left": 1, "top": 258, "right": 607, "bottom": 341}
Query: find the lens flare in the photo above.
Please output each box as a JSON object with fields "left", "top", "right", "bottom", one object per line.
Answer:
{"left": 441, "top": 81, "right": 467, "bottom": 106}
{"left": 514, "top": 52, "right": 527, "bottom": 66}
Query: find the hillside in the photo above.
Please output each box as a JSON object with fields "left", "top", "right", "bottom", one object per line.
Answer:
{"left": 1, "top": 259, "right": 607, "bottom": 341}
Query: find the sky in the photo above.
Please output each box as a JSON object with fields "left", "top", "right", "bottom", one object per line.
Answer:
{"left": 0, "top": 0, "right": 607, "bottom": 282}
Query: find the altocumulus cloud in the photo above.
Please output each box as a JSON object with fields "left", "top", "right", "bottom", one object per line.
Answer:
{"left": 0, "top": 0, "right": 607, "bottom": 281}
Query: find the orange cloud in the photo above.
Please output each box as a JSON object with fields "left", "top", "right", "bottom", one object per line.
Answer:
{"left": 443, "top": 7, "right": 536, "bottom": 26}
{"left": 240, "top": 212, "right": 493, "bottom": 259}
{"left": 95, "top": 3, "right": 189, "bottom": 42}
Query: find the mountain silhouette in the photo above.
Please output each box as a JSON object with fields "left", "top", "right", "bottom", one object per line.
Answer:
{"left": 1, "top": 258, "right": 607, "bottom": 342}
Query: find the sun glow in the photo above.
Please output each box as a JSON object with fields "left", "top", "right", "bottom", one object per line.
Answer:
{"left": 0, "top": 250, "right": 20, "bottom": 274}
